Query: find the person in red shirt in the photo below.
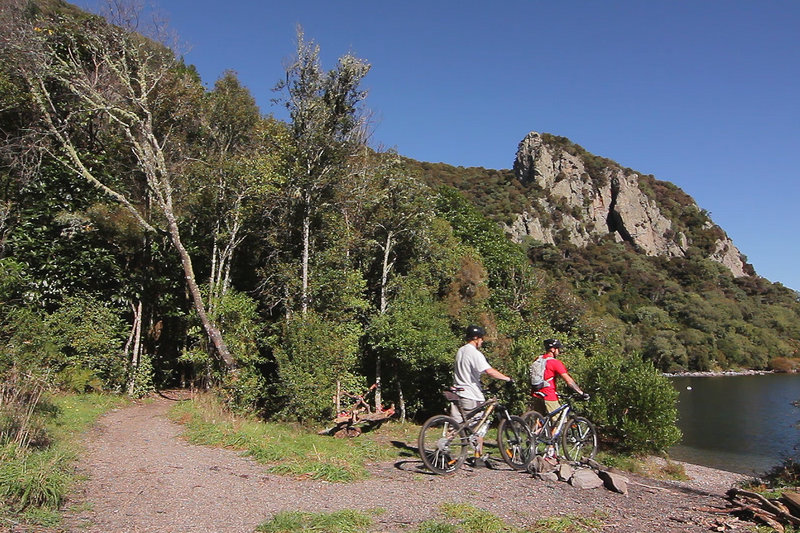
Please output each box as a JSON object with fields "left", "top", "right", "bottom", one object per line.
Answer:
{"left": 532, "top": 339, "right": 590, "bottom": 424}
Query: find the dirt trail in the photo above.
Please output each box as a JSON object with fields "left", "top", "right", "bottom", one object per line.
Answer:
{"left": 61, "top": 393, "right": 752, "bottom": 532}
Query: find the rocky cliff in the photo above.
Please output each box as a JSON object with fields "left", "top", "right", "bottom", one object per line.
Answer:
{"left": 507, "top": 132, "right": 747, "bottom": 277}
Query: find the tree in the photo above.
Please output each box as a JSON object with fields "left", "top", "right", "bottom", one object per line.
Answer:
{"left": 272, "top": 28, "right": 370, "bottom": 315}
{"left": 367, "top": 276, "right": 458, "bottom": 420}
{"left": 359, "top": 153, "right": 433, "bottom": 408}
{"left": 1, "top": 2, "right": 235, "bottom": 369}
{"left": 194, "top": 72, "right": 285, "bottom": 310}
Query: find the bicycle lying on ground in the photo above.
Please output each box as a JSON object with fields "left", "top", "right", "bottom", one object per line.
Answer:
{"left": 522, "top": 392, "right": 598, "bottom": 462}
{"left": 418, "top": 385, "right": 534, "bottom": 474}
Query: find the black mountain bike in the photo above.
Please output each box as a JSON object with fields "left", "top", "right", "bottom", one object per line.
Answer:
{"left": 418, "top": 386, "right": 533, "bottom": 474}
{"left": 522, "top": 392, "right": 598, "bottom": 462}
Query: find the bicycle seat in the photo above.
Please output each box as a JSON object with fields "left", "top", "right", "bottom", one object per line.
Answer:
{"left": 443, "top": 387, "right": 464, "bottom": 402}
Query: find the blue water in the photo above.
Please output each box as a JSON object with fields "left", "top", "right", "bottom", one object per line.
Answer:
{"left": 669, "top": 374, "right": 800, "bottom": 474}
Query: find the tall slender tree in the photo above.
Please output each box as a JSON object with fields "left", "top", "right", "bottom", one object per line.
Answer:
{"left": 272, "top": 28, "right": 370, "bottom": 315}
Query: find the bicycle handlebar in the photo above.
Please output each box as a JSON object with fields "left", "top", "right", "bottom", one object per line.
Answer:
{"left": 556, "top": 391, "right": 590, "bottom": 401}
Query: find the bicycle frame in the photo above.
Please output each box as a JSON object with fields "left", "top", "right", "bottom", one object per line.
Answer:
{"left": 457, "top": 399, "right": 495, "bottom": 434}
{"left": 418, "top": 387, "right": 534, "bottom": 474}
{"left": 452, "top": 397, "right": 517, "bottom": 439}
{"left": 537, "top": 402, "right": 572, "bottom": 443}
{"left": 525, "top": 392, "right": 598, "bottom": 463}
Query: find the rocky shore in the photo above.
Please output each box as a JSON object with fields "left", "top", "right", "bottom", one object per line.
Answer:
{"left": 664, "top": 369, "right": 774, "bottom": 378}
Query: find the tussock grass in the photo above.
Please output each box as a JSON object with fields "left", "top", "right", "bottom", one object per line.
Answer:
{"left": 595, "top": 451, "right": 688, "bottom": 480}
{"left": 256, "top": 509, "right": 376, "bottom": 532}
{"left": 255, "top": 506, "right": 606, "bottom": 533}
{"left": 169, "top": 394, "right": 398, "bottom": 483}
{"left": 416, "top": 503, "right": 604, "bottom": 533}
{"left": 0, "top": 393, "right": 126, "bottom": 526}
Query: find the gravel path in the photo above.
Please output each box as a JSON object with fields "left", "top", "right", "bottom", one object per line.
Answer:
{"left": 60, "top": 393, "right": 754, "bottom": 532}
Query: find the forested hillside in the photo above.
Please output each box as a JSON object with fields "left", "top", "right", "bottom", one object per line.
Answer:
{"left": 1, "top": 0, "right": 795, "bottom": 464}
{"left": 405, "top": 141, "right": 800, "bottom": 373}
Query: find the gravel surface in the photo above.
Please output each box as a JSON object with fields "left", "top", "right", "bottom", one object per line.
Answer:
{"left": 57, "top": 392, "right": 755, "bottom": 532}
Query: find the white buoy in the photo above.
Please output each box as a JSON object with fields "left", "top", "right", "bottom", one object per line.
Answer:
{"left": 686, "top": 386, "right": 693, "bottom": 390}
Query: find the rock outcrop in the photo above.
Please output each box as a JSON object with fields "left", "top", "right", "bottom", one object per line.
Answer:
{"left": 508, "top": 132, "right": 748, "bottom": 277}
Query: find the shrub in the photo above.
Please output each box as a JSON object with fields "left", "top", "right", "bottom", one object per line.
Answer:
{"left": 181, "top": 290, "right": 268, "bottom": 410}
{"left": 128, "top": 353, "right": 155, "bottom": 399}
{"left": 270, "top": 312, "right": 362, "bottom": 421}
{"left": 768, "top": 357, "right": 800, "bottom": 373}
{"left": 576, "top": 351, "right": 681, "bottom": 454}
{"left": 46, "top": 296, "right": 127, "bottom": 391}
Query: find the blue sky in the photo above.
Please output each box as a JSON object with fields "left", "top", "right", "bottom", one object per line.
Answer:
{"left": 78, "top": 1, "right": 800, "bottom": 291}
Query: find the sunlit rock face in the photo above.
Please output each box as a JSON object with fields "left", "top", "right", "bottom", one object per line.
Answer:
{"left": 508, "top": 132, "right": 747, "bottom": 277}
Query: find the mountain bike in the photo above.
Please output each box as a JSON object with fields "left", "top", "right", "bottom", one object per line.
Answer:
{"left": 418, "top": 385, "right": 533, "bottom": 474}
{"left": 522, "top": 392, "right": 598, "bottom": 462}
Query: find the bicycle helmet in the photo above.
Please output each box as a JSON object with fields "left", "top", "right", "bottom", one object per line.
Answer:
{"left": 543, "top": 338, "right": 563, "bottom": 350}
{"left": 465, "top": 324, "right": 486, "bottom": 340}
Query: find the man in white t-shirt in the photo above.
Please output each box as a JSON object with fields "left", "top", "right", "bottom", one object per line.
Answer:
{"left": 451, "top": 325, "right": 513, "bottom": 463}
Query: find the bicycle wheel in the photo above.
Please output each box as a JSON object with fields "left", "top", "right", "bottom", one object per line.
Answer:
{"left": 522, "top": 410, "right": 552, "bottom": 457}
{"left": 497, "top": 415, "right": 534, "bottom": 470}
{"left": 561, "top": 416, "right": 598, "bottom": 462}
{"left": 418, "top": 415, "right": 468, "bottom": 474}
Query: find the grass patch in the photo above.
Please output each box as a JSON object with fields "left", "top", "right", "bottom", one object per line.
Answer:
{"left": 532, "top": 512, "right": 605, "bottom": 533}
{"left": 255, "top": 509, "right": 376, "bottom": 532}
{"left": 169, "top": 394, "right": 399, "bottom": 483}
{"left": 415, "top": 503, "right": 605, "bottom": 533}
{"left": 595, "top": 451, "right": 687, "bottom": 480}
{"left": 0, "top": 393, "right": 127, "bottom": 526}
{"left": 743, "top": 458, "right": 800, "bottom": 498}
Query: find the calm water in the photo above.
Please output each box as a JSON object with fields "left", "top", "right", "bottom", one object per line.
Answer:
{"left": 669, "top": 373, "right": 800, "bottom": 474}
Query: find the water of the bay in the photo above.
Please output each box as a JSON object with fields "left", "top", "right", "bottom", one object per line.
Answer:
{"left": 668, "top": 373, "right": 800, "bottom": 474}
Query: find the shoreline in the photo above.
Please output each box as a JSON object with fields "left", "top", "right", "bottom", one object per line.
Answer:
{"left": 663, "top": 369, "right": 774, "bottom": 378}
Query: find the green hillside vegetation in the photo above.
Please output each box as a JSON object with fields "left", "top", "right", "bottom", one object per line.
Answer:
{"left": 404, "top": 141, "right": 800, "bottom": 373}
{"left": 2, "top": 3, "right": 796, "bottom": 499}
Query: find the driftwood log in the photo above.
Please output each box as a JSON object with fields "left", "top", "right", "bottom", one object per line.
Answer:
{"left": 724, "top": 488, "right": 800, "bottom": 532}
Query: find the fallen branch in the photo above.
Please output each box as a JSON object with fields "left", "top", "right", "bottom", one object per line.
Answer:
{"left": 728, "top": 489, "right": 800, "bottom": 526}
{"left": 724, "top": 488, "right": 800, "bottom": 531}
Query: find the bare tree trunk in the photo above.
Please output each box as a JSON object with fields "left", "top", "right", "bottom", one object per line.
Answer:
{"left": 127, "top": 301, "right": 143, "bottom": 395}
{"left": 373, "top": 230, "right": 395, "bottom": 411}
{"left": 335, "top": 380, "right": 341, "bottom": 414}
{"left": 301, "top": 192, "right": 311, "bottom": 314}
{"left": 165, "top": 214, "right": 235, "bottom": 369}
{"left": 379, "top": 231, "right": 394, "bottom": 315}
{"left": 374, "top": 356, "right": 382, "bottom": 410}
{"left": 398, "top": 383, "right": 406, "bottom": 423}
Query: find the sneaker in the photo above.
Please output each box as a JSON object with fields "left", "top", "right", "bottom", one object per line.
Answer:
{"left": 468, "top": 454, "right": 489, "bottom": 468}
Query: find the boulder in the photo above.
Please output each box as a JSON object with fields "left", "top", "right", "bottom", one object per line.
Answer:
{"left": 536, "top": 471, "right": 560, "bottom": 482}
{"left": 527, "top": 455, "right": 557, "bottom": 475}
{"left": 557, "top": 463, "right": 575, "bottom": 482}
{"left": 598, "top": 470, "right": 630, "bottom": 495}
{"left": 569, "top": 469, "right": 604, "bottom": 489}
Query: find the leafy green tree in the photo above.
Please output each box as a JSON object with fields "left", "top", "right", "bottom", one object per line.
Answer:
{"left": 270, "top": 312, "right": 362, "bottom": 421}
{"left": 366, "top": 276, "right": 459, "bottom": 419}
{"left": 2, "top": 3, "right": 235, "bottom": 369}
{"left": 352, "top": 154, "right": 434, "bottom": 408}
{"left": 190, "top": 73, "right": 285, "bottom": 310}
{"left": 644, "top": 330, "right": 689, "bottom": 372}
{"left": 272, "top": 29, "right": 370, "bottom": 315}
